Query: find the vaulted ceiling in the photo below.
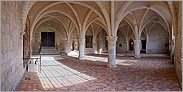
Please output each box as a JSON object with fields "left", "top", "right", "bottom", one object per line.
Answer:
{"left": 24, "top": 1, "right": 179, "bottom": 38}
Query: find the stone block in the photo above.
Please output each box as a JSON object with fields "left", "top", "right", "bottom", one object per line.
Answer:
{"left": 1, "top": 73, "right": 6, "bottom": 85}
{"left": 11, "top": 64, "right": 17, "bottom": 74}
{"left": 1, "top": 63, "right": 8, "bottom": 75}
{"left": 1, "top": 81, "right": 6, "bottom": 91}
{"left": 1, "top": 1, "right": 25, "bottom": 91}
{"left": 7, "top": 77, "right": 16, "bottom": 90}
{"left": 8, "top": 51, "right": 13, "bottom": 61}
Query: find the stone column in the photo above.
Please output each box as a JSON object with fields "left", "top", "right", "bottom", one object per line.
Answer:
{"left": 79, "top": 38, "right": 85, "bottom": 60}
{"left": 126, "top": 40, "right": 129, "bottom": 52}
{"left": 107, "top": 36, "right": 118, "bottom": 68}
{"left": 170, "top": 39, "right": 175, "bottom": 62}
{"left": 65, "top": 41, "right": 72, "bottom": 55}
{"left": 146, "top": 35, "right": 150, "bottom": 53}
{"left": 93, "top": 36, "right": 97, "bottom": 54}
{"left": 134, "top": 39, "right": 141, "bottom": 59}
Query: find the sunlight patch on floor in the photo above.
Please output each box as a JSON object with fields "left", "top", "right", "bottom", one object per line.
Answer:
{"left": 83, "top": 55, "right": 138, "bottom": 63}
{"left": 69, "top": 54, "right": 136, "bottom": 66}
{"left": 84, "top": 55, "right": 108, "bottom": 62}
{"left": 37, "top": 56, "right": 96, "bottom": 89}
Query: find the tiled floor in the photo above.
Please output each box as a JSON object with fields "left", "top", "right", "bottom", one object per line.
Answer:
{"left": 16, "top": 54, "right": 181, "bottom": 91}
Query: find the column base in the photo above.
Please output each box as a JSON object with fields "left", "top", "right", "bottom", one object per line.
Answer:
{"left": 134, "top": 55, "right": 141, "bottom": 59}
{"left": 107, "top": 64, "right": 117, "bottom": 68}
{"left": 78, "top": 56, "right": 84, "bottom": 60}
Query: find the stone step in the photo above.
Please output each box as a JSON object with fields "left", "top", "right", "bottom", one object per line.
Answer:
{"left": 41, "top": 46, "right": 55, "bottom": 49}
{"left": 40, "top": 47, "right": 58, "bottom": 55}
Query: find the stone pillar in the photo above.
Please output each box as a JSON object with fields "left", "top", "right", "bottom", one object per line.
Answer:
{"left": 126, "top": 40, "right": 129, "bottom": 52}
{"left": 146, "top": 35, "right": 149, "bottom": 53}
{"left": 79, "top": 38, "right": 85, "bottom": 60}
{"left": 65, "top": 41, "right": 72, "bottom": 54}
{"left": 107, "top": 36, "right": 118, "bottom": 68}
{"left": 93, "top": 36, "right": 97, "bottom": 54}
{"left": 134, "top": 39, "right": 141, "bottom": 59}
{"left": 170, "top": 39, "right": 174, "bottom": 62}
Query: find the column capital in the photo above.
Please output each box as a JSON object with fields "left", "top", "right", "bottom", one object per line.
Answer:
{"left": 106, "top": 36, "right": 118, "bottom": 40}
{"left": 106, "top": 36, "right": 118, "bottom": 45}
{"left": 65, "top": 40, "right": 71, "bottom": 44}
{"left": 79, "top": 38, "right": 85, "bottom": 44}
{"left": 107, "top": 64, "right": 117, "bottom": 68}
{"left": 134, "top": 39, "right": 141, "bottom": 44}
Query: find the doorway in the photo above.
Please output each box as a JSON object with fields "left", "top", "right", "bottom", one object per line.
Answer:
{"left": 41, "top": 32, "right": 55, "bottom": 47}
{"left": 129, "top": 39, "right": 134, "bottom": 51}
{"left": 141, "top": 40, "right": 146, "bottom": 53}
{"left": 72, "top": 41, "right": 75, "bottom": 51}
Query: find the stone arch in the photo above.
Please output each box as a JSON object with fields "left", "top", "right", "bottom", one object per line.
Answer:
{"left": 28, "top": 2, "right": 79, "bottom": 31}
{"left": 116, "top": 28, "right": 128, "bottom": 54}
{"left": 68, "top": 1, "right": 106, "bottom": 24}
{"left": 96, "top": 28, "right": 108, "bottom": 53}
{"left": 140, "top": 16, "right": 169, "bottom": 38}
{"left": 21, "top": 1, "right": 36, "bottom": 31}
{"left": 117, "top": 19, "right": 135, "bottom": 39}
{"left": 115, "top": 1, "right": 133, "bottom": 32}
{"left": 167, "top": 2, "right": 177, "bottom": 35}
{"left": 64, "top": 2, "right": 81, "bottom": 29}
{"left": 147, "top": 23, "right": 169, "bottom": 54}
{"left": 32, "top": 25, "right": 57, "bottom": 51}
{"left": 32, "top": 15, "right": 70, "bottom": 43}
{"left": 114, "top": 2, "right": 172, "bottom": 37}
{"left": 140, "top": 21, "right": 169, "bottom": 40}
{"left": 21, "top": 1, "right": 105, "bottom": 44}
{"left": 95, "top": 1, "right": 111, "bottom": 36}
{"left": 149, "top": 22, "right": 169, "bottom": 37}
{"left": 30, "top": 10, "right": 78, "bottom": 40}
{"left": 33, "top": 17, "right": 67, "bottom": 37}
{"left": 37, "top": 15, "right": 67, "bottom": 31}
{"left": 82, "top": 10, "right": 93, "bottom": 33}
{"left": 84, "top": 17, "right": 100, "bottom": 34}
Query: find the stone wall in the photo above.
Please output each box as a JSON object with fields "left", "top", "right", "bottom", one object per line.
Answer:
{"left": 146, "top": 25, "right": 169, "bottom": 54}
{"left": 1, "top": 1, "right": 25, "bottom": 91}
{"left": 128, "top": 29, "right": 135, "bottom": 52}
{"left": 174, "top": 2, "right": 182, "bottom": 87}
{"left": 97, "top": 30, "right": 107, "bottom": 53}
{"left": 85, "top": 48, "right": 94, "bottom": 54}
{"left": 116, "top": 30, "right": 127, "bottom": 53}
{"left": 85, "top": 27, "right": 94, "bottom": 54}
{"left": 32, "top": 21, "right": 67, "bottom": 53}
{"left": 70, "top": 30, "right": 79, "bottom": 51}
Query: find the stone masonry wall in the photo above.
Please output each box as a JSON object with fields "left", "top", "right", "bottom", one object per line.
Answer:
{"left": 174, "top": 2, "right": 182, "bottom": 87}
{"left": 32, "top": 21, "right": 67, "bottom": 53}
{"left": 97, "top": 30, "right": 107, "bottom": 53}
{"left": 116, "top": 30, "right": 127, "bottom": 53}
{"left": 1, "top": 1, "right": 25, "bottom": 91}
{"left": 146, "top": 25, "right": 169, "bottom": 54}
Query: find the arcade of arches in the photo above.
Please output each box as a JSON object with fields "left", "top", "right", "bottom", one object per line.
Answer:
{"left": 1, "top": 1, "right": 182, "bottom": 91}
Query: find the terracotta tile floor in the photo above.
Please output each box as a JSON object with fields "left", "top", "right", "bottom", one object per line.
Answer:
{"left": 16, "top": 54, "right": 181, "bottom": 91}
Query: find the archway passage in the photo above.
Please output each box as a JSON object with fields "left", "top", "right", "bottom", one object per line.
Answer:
{"left": 1, "top": 1, "right": 182, "bottom": 91}
{"left": 41, "top": 32, "right": 55, "bottom": 47}
{"left": 129, "top": 39, "right": 134, "bottom": 51}
{"left": 141, "top": 40, "right": 146, "bottom": 53}
{"left": 96, "top": 29, "right": 108, "bottom": 54}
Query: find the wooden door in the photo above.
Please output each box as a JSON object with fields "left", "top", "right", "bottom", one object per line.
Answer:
{"left": 41, "top": 32, "right": 55, "bottom": 47}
